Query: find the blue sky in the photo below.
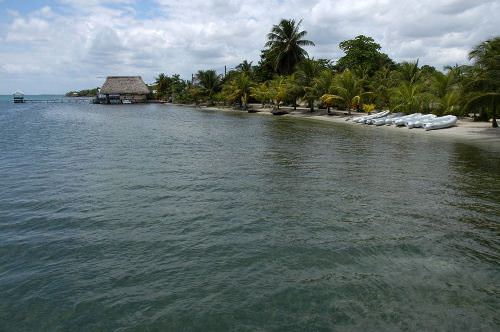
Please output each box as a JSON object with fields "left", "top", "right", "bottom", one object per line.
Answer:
{"left": 0, "top": 0, "right": 499, "bottom": 94}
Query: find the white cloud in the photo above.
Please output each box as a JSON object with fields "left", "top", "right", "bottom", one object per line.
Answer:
{"left": 0, "top": 0, "right": 498, "bottom": 93}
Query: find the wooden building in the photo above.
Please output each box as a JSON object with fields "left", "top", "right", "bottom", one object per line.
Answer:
{"left": 98, "top": 76, "right": 150, "bottom": 104}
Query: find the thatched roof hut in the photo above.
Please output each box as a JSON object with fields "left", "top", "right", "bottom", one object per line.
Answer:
{"left": 100, "top": 76, "right": 149, "bottom": 95}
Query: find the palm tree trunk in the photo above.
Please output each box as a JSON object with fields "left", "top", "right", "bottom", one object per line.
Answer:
{"left": 294, "top": 98, "right": 297, "bottom": 110}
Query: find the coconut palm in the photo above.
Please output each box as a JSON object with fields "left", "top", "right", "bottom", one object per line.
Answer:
{"left": 389, "top": 81, "right": 426, "bottom": 114}
{"left": 268, "top": 76, "right": 288, "bottom": 109}
{"left": 235, "top": 60, "right": 254, "bottom": 76}
{"left": 251, "top": 82, "right": 272, "bottom": 107}
{"left": 295, "top": 59, "right": 324, "bottom": 111}
{"left": 265, "top": 19, "right": 315, "bottom": 75}
{"left": 195, "top": 69, "right": 222, "bottom": 105}
{"left": 395, "top": 60, "right": 421, "bottom": 84}
{"left": 370, "top": 66, "right": 393, "bottom": 108}
{"left": 321, "top": 70, "right": 371, "bottom": 114}
{"left": 311, "top": 70, "right": 335, "bottom": 112}
{"left": 222, "top": 73, "right": 254, "bottom": 109}
{"left": 155, "top": 73, "right": 171, "bottom": 99}
{"left": 465, "top": 37, "right": 500, "bottom": 127}
{"left": 285, "top": 73, "right": 303, "bottom": 110}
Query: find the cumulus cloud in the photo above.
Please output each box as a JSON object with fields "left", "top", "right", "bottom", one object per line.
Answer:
{"left": 0, "top": 0, "right": 498, "bottom": 93}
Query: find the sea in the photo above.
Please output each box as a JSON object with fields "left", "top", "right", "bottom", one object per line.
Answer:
{"left": 0, "top": 96, "right": 499, "bottom": 330}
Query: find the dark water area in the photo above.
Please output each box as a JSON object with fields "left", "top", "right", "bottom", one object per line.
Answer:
{"left": 0, "top": 100, "right": 499, "bottom": 331}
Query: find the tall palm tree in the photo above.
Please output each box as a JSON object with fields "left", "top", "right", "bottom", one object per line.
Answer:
{"left": 196, "top": 70, "right": 222, "bottom": 105}
{"left": 321, "top": 70, "right": 370, "bottom": 114}
{"left": 265, "top": 19, "right": 315, "bottom": 75}
{"left": 466, "top": 37, "right": 500, "bottom": 127}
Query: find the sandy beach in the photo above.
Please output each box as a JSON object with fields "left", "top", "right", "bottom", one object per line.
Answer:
{"left": 199, "top": 104, "right": 500, "bottom": 151}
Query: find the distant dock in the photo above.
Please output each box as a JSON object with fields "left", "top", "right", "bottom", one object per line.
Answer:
{"left": 13, "top": 97, "right": 92, "bottom": 104}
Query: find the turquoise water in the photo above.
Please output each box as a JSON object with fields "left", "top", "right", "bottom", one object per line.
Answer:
{"left": 0, "top": 101, "right": 499, "bottom": 330}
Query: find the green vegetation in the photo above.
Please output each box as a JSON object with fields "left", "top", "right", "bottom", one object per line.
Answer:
{"left": 65, "top": 88, "right": 99, "bottom": 97}
{"left": 152, "top": 20, "right": 499, "bottom": 127}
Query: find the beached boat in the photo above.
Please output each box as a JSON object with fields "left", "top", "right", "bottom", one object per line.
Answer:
{"left": 406, "top": 114, "right": 436, "bottom": 128}
{"left": 371, "top": 113, "right": 404, "bottom": 126}
{"left": 354, "top": 110, "right": 389, "bottom": 124}
{"left": 385, "top": 114, "right": 410, "bottom": 125}
{"left": 424, "top": 115, "right": 457, "bottom": 130}
{"left": 393, "top": 113, "right": 421, "bottom": 127}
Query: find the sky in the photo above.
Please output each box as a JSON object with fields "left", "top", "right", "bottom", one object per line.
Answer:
{"left": 0, "top": 0, "right": 498, "bottom": 94}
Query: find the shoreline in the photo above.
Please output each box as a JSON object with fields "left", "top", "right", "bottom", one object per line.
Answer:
{"left": 195, "top": 104, "right": 500, "bottom": 151}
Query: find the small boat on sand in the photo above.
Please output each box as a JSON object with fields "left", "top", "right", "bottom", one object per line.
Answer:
{"left": 424, "top": 115, "right": 457, "bottom": 130}
{"left": 370, "top": 113, "right": 404, "bottom": 126}
{"left": 353, "top": 110, "right": 390, "bottom": 123}
{"left": 394, "top": 113, "right": 422, "bottom": 127}
{"left": 406, "top": 114, "right": 436, "bottom": 128}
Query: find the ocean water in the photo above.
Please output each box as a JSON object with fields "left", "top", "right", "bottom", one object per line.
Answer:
{"left": 0, "top": 100, "right": 499, "bottom": 331}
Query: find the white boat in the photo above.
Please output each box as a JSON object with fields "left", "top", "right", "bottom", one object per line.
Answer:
{"left": 371, "top": 113, "right": 404, "bottom": 126}
{"left": 393, "top": 113, "right": 422, "bottom": 127}
{"left": 122, "top": 100, "right": 132, "bottom": 104}
{"left": 406, "top": 114, "right": 436, "bottom": 128}
{"left": 424, "top": 115, "right": 458, "bottom": 130}
{"left": 353, "top": 110, "right": 389, "bottom": 123}
{"left": 358, "top": 110, "right": 390, "bottom": 124}
{"left": 385, "top": 114, "right": 411, "bottom": 125}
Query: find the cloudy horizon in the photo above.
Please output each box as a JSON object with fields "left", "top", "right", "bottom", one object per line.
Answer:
{"left": 0, "top": 0, "right": 498, "bottom": 94}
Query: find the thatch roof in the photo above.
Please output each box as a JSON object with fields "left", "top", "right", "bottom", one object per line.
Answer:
{"left": 100, "top": 76, "right": 149, "bottom": 94}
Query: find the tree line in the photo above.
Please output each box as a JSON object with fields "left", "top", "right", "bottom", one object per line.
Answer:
{"left": 154, "top": 19, "right": 500, "bottom": 127}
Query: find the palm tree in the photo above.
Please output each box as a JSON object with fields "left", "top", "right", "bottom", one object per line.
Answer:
{"left": 235, "top": 60, "right": 253, "bottom": 76}
{"left": 370, "top": 66, "right": 393, "bottom": 108}
{"left": 268, "top": 76, "right": 288, "bottom": 109}
{"left": 155, "top": 73, "right": 170, "bottom": 99}
{"left": 466, "top": 37, "right": 500, "bottom": 127}
{"left": 321, "top": 70, "right": 370, "bottom": 114}
{"left": 265, "top": 19, "right": 315, "bottom": 75}
{"left": 251, "top": 82, "right": 272, "bottom": 107}
{"left": 285, "top": 73, "right": 303, "bottom": 110}
{"left": 311, "top": 70, "right": 335, "bottom": 113}
{"left": 295, "top": 59, "right": 324, "bottom": 111}
{"left": 222, "top": 73, "right": 254, "bottom": 109}
{"left": 389, "top": 81, "right": 425, "bottom": 114}
{"left": 431, "top": 67, "right": 463, "bottom": 115}
{"left": 395, "top": 60, "right": 421, "bottom": 84}
{"left": 195, "top": 69, "right": 222, "bottom": 105}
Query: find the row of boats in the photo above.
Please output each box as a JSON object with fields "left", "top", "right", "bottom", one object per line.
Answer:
{"left": 349, "top": 111, "right": 458, "bottom": 130}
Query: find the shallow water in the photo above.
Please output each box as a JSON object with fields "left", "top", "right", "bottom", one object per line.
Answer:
{"left": 0, "top": 101, "right": 499, "bottom": 331}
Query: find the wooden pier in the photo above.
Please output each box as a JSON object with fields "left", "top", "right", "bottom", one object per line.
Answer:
{"left": 17, "top": 98, "right": 92, "bottom": 104}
